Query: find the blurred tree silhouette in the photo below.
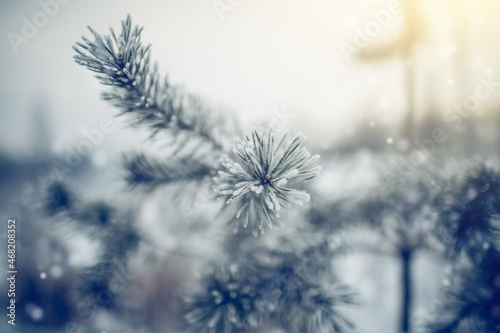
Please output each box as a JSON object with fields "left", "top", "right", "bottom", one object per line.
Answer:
{"left": 357, "top": 0, "right": 429, "bottom": 142}
{"left": 357, "top": 170, "right": 452, "bottom": 333}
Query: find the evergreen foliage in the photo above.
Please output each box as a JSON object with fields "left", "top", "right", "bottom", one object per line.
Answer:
{"left": 430, "top": 166, "right": 500, "bottom": 332}
{"left": 19, "top": 14, "right": 499, "bottom": 333}
{"left": 215, "top": 127, "right": 321, "bottom": 234}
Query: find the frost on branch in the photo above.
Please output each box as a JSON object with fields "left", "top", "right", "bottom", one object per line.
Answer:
{"left": 214, "top": 127, "right": 321, "bottom": 235}
{"left": 123, "top": 152, "right": 215, "bottom": 193}
{"left": 73, "top": 14, "right": 237, "bottom": 197}
{"left": 73, "top": 14, "right": 227, "bottom": 150}
{"left": 183, "top": 240, "right": 356, "bottom": 333}
{"left": 184, "top": 267, "right": 256, "bottom": 333}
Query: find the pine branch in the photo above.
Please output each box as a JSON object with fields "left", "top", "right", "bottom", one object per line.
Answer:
{"left": 41, "top": 180, "right": 141, "bottom": 310}
{"left": 214, "top": 127, "right": 321, "bottom": 235}
{"left": 430, "top": 164, "right": 500, "bottom": 333}
{"left": 439, "top": 165, "right": 500, "bottom": 261}
{"left": 184, "top": 253, "right": 356, "bottom": 333}
{"left": 123, "top": 153, "right": 215, "bottom": 192}
{"left": 429, "top": 248, "right": 500, "bottom": 333}
{"left": 184, "top": 267, "right": 256, "bottom": 333}
{"left": 185, "top": 225, "right": 356, "bottom": 333}
{"left": 73, "top": 14, "right": 226, "bottom": 150}
{"left": 44, "top": 181, "right": 74, "bottom": 215}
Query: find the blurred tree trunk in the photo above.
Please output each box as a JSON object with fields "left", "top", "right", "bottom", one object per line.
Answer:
{"left": 401, "top": 0, "right": 424, "bottom": 143}
{"left": 357, "top": 0, "right": 427, "bottom": 144}
{"left": 400, "top": 248, "right": 413, "bottom": 333}
{"left": 403, "top": 53, "right": 415, "bottom": 143}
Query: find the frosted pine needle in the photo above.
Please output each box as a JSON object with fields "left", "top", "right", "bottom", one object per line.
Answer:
{"left": 184, "top": 267, "right": 255, "bottom": 333}
{"left": 215, "top": 127, "right": 321, "bottom": 235}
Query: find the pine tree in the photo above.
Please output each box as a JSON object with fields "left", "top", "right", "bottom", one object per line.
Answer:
{"left": 21, "top": 13, "right": 499, "bottom": 333}
{"left": 36, "top": 15, "right": 356, "bottom": 333}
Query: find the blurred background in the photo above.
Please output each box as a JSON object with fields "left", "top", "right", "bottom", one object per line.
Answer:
{"left": 1, "top": 0, "right": 500, "bottom": 332}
